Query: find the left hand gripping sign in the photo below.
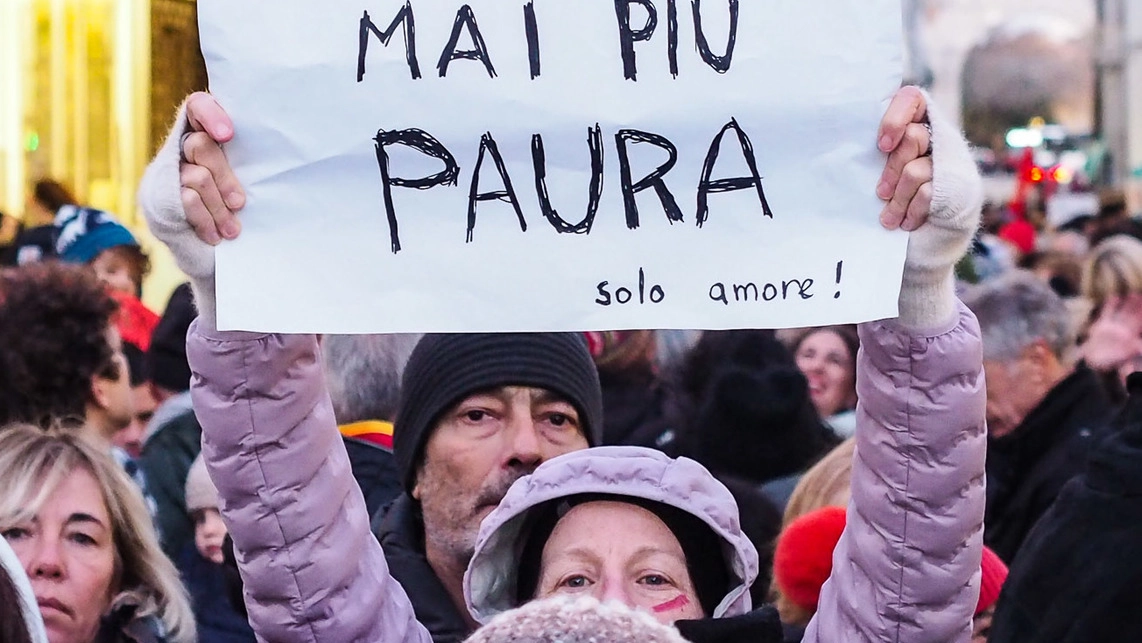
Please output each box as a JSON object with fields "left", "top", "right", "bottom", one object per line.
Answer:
{"left": 202, "top": 0, "right": 905, "bottom": 333}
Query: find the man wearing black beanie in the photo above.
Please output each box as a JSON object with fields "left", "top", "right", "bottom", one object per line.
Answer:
{"left": 374, "top": 332, "right": 604, "bottom": 642}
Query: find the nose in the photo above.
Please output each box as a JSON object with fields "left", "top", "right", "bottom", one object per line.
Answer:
{"left": 597, "top": 576, "right": 633, "bottom": 608}
{"left": 28, "top": 538, "right": 64, "bottom": 580}
{"left": 503, "top": 411, "right": 542, "bottom": 469}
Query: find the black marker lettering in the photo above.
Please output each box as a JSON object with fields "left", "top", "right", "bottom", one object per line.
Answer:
{"left": 524, "top": 2, "right": 541, "bottom": 79}
{"left": 697, "top": 118, "right": 773, "bottom": 227}
{"left": 596, "top": 281, "right": 613, "bottom": 306}
{"left": 709, "top": 282, "right": 729, "bottom": 305}
{"left": 374, "top": 128, "right": 460, "bottom": 253}
{"left": 614, "top": 0, "right": 658, "bottom": 81}
{"left": 358, "top": 5, "right": 421, "bottom": 81}
{"left": 532, "top": 125, "right": 605, "bottom": 234}
{"left": 467, "top": 132, "right": 527, "bottom": 242}
{"left": 733, "top": 282, "right": 758, "bottom": 301}
{"left": 784, "top": 278, "right": 815, "bottom": 300}
{"left": 615, "top": 129, "right": 684, "bottom": 230}
{"left": 438, "top": 4, "right": 497, "bottom": 78}
{"left": 691, "top": 0, "right": 739, "bottom": 73}
{"left": 667, "top": 0, "right": 679, "bottom": 78}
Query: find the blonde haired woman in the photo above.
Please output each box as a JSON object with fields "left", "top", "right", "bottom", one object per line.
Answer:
{"left": 1082, "top": 235, "right": 1142, "bottom": 314}
{"left": 0, "top": 425, "right": 195, "bottom": 643}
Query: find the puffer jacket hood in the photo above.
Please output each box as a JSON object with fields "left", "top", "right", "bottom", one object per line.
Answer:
{"left": 464, "top": 446, "right": 758, "bottom": 624}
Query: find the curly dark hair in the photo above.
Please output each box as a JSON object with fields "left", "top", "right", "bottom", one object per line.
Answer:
{"left": 0, "top": 261, "right": 120, "bottom": 427}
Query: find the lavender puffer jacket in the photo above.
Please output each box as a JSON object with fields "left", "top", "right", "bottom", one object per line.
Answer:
{"left": 187, "top": 302, "right": 985, "bottom": 643}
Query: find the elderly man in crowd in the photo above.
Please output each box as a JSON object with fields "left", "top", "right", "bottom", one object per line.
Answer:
{"left": 964, "top": 271, "right": 1117, "bottom": 563}
{"left": 323, "top": 333, "right": 422, "bottom": 517}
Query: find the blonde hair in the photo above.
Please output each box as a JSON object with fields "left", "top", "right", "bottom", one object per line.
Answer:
{"left": 0, "top": 424, "right": 195, "bottom": 643}
{"left": 1082, "top": 235, "right": 1142, "bottom": 313}
{"left": 772, "top": 437, "right": 856, "bottom": 627}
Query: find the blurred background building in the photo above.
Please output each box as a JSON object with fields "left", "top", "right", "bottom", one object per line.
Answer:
{"left": 0, "top": 0, "right": 206, "bottom": 305}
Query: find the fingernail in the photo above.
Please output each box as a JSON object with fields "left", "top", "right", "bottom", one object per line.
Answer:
{"left": 879, "top": 135, "right": 892, "bottom": 151}
{"left": 225, "top": 192, "right": 244, "bottom": 210}
{"left": 876, "top": 181, "right": 890, "bottom": 199}
{"left": 221, "top": 222, "right": 240, "bottom": 239}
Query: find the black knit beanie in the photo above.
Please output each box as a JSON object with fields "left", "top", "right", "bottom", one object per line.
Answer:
{"left": 394, "top": 333, "right": 604, "bottom": 493}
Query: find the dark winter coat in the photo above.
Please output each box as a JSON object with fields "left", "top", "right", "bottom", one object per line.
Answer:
{"left": 179, "top": 545, "right": 256, "bottom": 643}
{"left": 140, "top": 407, "right": 202, "bottom": 560}
{"left": 988, "top": 373, "right": 1142, "bottom": 643}
{"left": 374, "top": 495, "right": 470, "bottom": 643}
{"left": 984, "top": 365, "right": 1115, "bottom": 563}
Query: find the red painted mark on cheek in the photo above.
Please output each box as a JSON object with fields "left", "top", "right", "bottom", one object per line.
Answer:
{"left": 652, "top": 595, "right": 690, "bottom": 613}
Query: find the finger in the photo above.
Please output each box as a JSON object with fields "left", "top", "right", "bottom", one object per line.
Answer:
{"left": 878, "top": 123, "right": 932, "bottom": 200}
{"left": 877, "top": 86, "right": 926, "bottom": 153}
{"left": 900, "top": 183, "right": 933, "bottom": 232}
{"left": 185, "top": 92, "right": 234, "bottom": 143}
{"left": 181, "top": 163, "right": 241, "bottom": 240}
{"left": 181, "top": 187, "right": 223, "bottom": 246}
{"left": 182, "top": 131, "right": 247, "bottom": 211}
{"left": 880, "top": 158, "right": 932, "bottom": 230}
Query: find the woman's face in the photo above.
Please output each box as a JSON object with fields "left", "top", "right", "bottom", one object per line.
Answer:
{"left": 794, "top": 330, "right": 857, "bottom": 419}
{"left": 535, "top": 501, "right": 706, "bottom": 624}
{"left": 3, "top": 469, "right": 117, "bottom": 643}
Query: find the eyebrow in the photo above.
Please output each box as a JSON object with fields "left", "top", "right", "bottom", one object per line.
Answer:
{"left": 66, "top": 513, "right": 107, "bottom": 529}
{"left": 556, "top": 545, "right": 685, "bottom": 566}
{"left": 531, "top": 389, "right": 573, "bottom": 407}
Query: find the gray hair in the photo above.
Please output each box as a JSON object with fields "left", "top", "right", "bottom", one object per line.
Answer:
{"left": 322, "top": 334, "right": 422, "bottom": 424}
{"left": 962, "top": 271, "right": 1077, "bottom": 363}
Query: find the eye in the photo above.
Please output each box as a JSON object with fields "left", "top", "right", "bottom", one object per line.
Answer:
{"left": 558, "top": 575, "right": 591, "bottom": 590}
{"left": 464, "top": 409, "right": 489, "bottom": 422}
{"left": 1, "top": 527, "right": 30, "bottom": 541}
{"left": 68, "top": 532, "right": 98, "bottom": 546}
{"left": 638, "top": 574, "right": 672, "bottom": 587}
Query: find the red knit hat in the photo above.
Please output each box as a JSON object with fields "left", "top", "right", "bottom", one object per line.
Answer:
{"left": 773, "top": 506, "right": 847, "bottom": 612}
{"left": 976, "top": 545, "right": 1008, "bottom": 616}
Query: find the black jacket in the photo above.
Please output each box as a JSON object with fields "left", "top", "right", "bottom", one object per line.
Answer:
{"left": 988, "top": 373, "right": 1142, "bottom": 643}
{"left": 374, "top": 495, "right": 471, "bottom": 643}
{"left": 676, "top": 606, "right": 785, "bottom": 643}
{"left": 343, "top": 435, "right": 402, "bottom": 518}
{"left": 984, "top": 365, "right": 1115, "bottom": 562}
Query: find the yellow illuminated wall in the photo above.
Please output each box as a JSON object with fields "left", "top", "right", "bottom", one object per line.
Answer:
{"left": 0, "top": 0, "right": 150, "bottom": 224}
{"left": 0, "top": 0, "right": 209, "bottom": 310}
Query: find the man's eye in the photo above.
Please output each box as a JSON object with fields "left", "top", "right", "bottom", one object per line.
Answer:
{"left": 464, "top": 410, "right": 488, "bottom": 422}
{"left": 549, "top": 413, "right": 568, "bottom": 426}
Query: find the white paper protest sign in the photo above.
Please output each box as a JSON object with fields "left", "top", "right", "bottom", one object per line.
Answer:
{"left": 200, "top": 0, "right": 905, "bottom": 333}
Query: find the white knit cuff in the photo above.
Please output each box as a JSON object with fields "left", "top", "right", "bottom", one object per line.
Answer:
{"left": 138, "top": 100, "right": 218, "bottom": 327}
{"left": 897, "top": 92, "right": 983, "bottom": 329}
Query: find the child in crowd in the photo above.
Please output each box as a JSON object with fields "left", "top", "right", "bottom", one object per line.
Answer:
{"left": 55, "top": 204, "right": 152, "bottom": 298}
{"left": 182, "top": 455, "right": 255, "bottom": 643}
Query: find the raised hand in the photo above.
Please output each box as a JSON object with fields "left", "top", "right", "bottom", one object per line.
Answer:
{"left": 179, "top": 92, "right": 246, "bottom": 245}
{"left": 876, "top": 86, "right": 933, "bottom": 233}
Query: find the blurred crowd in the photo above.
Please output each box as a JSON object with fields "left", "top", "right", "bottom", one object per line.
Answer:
{"left": 2, "top": 135, "right": 1141, "bottom": 642}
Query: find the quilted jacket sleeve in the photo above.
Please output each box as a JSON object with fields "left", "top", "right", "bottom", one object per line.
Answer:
{"left": 188, "top": 321, "right": 432, "bottom": 643}
{"left": 803, "top": 301, "right": 987, "bottom": 643}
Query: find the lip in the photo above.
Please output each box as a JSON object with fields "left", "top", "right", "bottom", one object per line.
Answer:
{"left": 37, "top": 596, "right": 73, "bottom": 617}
